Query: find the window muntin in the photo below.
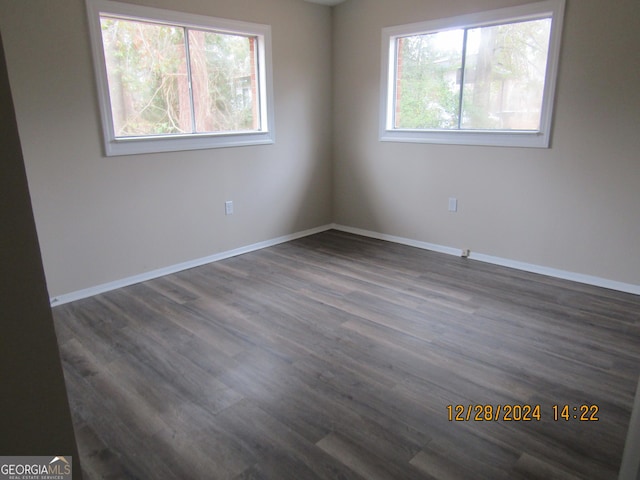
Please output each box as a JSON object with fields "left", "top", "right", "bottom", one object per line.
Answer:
{"left": 86, "top": 0, "right": 274, "bottom": 155}
{"left": 381, "top": 0, "right": 565, "bottom": 148}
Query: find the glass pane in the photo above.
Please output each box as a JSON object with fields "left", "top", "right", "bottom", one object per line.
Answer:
{"left": 188, "top": 30, "right": 259, "bottom": 133}
{"left": 394, "top": 30, "right": 464, "bottom": 129}
{"left": 100, "top": 17, "right": 191, "bottom": 137}
{"left": 461, "top": 18, "right": 552, "bottom": 130}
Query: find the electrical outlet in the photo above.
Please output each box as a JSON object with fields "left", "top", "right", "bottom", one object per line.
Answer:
{"left": 448, "top": 197, "right": 458, "bottom": 212}
{"left": 225, "top": 200, "right": 233, "bottom": 216}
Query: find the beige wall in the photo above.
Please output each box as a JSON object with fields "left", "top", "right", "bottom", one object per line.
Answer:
{"left": 332, "top": 0, "right": 640, "bottom": 286}
{"left": 0, "top": 0, "right": 333, "bottom": 298}
{"left": 1, "top": 0, "right": 638, "bottom": 295}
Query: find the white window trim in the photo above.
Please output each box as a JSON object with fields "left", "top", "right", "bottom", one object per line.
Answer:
{"left": 379, "top": 0, "right": 565, "bottom": 148}
{"left": 85, "top": 0, "right": 276, "bottom": 156}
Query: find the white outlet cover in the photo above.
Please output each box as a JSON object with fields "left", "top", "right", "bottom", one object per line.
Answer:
{"left": 448, "top": 197, "right": 458, "bottom": 212}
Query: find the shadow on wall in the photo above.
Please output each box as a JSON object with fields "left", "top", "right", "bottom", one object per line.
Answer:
{"left": 0, "top": 32, "right": 82, "bottom": 478}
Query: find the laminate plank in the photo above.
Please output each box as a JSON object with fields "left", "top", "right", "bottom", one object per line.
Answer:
{"left": 216, "top": 399, "right": 367, "bottom": 480}
{"left": 52, "top": 230, "right": 640, "bottom": 479}
{"left": 316, "top": 432, "right": 418, "bottom": 480}
{"left": 62, "top": 329, "right": 249, "bottom": 479}
{"left": 72, "top": 420, "right": 135, "bottom": 480}
{"left": 410, "top": 428, "right": 521, "bottom": 480}
{"left": 512, "top": 453, "right": 583, "bottom": 480}
{"left": 410, "top": 447, "right": 503, "bottom": 480}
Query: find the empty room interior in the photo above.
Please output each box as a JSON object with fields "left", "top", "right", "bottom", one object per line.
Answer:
{"left": 1, "top": 0, "right": 639, "bottom": 479}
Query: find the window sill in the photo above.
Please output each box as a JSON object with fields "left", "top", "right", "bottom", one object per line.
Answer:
{"left": 379, "top": 128, "right": 550, "bottom": 148}
{"left": 102, "top": 131, "right": 275, "bottom": 156}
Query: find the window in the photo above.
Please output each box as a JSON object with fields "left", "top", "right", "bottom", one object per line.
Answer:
{"left": 86, "top": 0, "right": 275, "bottom": 156}
{"left": 380, "top": 0, "right": 565, "bottom": 148}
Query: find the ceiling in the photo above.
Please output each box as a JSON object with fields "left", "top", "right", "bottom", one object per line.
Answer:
{"left": 304, "top": 0, "right": 346, "bottom": 5}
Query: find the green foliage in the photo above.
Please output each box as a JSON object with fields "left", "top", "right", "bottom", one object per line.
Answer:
{"left": 100, "top": 17, "right": 257, "bottom": 137}
{"left": 461, "top": 18, "right": 551, "bottom": 129}
{"left": 101, "top": 18, "right": 186, "bottom": 135}
{"left": 394, "top": 18, "right": 551, "bottom": 131}
{"left": 395, "top": 32, "right": 462, "bottom": 129}
{"left": 193, "top": 31, "right": 255, "bottom": 132}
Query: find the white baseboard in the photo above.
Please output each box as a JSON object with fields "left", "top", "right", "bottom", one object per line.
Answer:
{"left": 332, "top": 224, "right": 640, "bottom": 296}
{"left": 50, "top": 222, "right": 639, "bottom": 306}
{"left": 50, "top": 224, "right": 334, "bottom": 306}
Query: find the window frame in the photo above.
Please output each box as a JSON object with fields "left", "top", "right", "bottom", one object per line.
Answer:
{"left": 379, "top": 0, "right": 565, "bottom": 148}
{"left": 86, "top": 0, "right": 275, "bottom": 156}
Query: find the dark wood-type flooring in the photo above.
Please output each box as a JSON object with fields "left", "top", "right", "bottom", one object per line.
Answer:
{"left": 53, "top": 230, "right": 640, "bottom": 479}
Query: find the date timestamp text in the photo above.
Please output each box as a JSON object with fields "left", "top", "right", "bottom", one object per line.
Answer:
{"left": 446, "top": 404, "right": 599, "bottom": 422}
